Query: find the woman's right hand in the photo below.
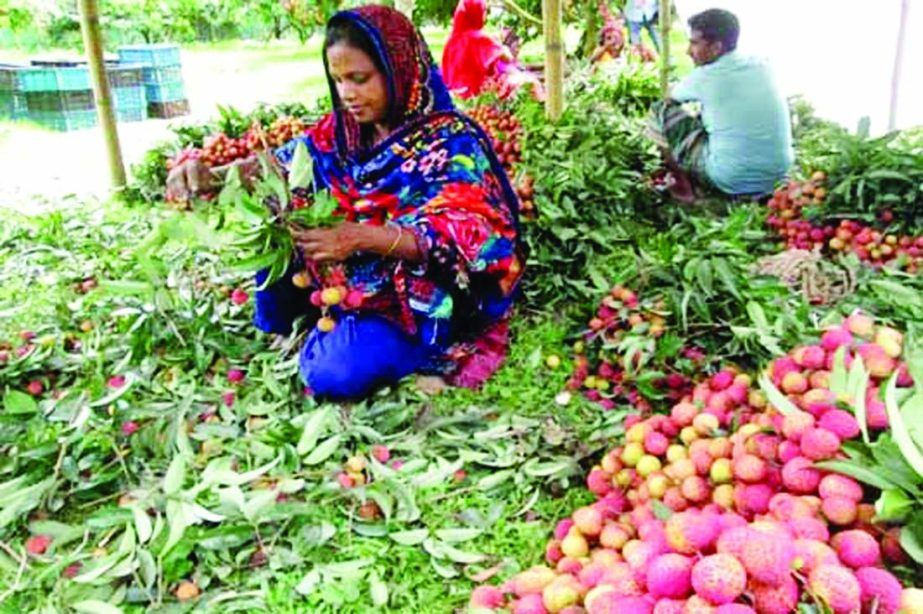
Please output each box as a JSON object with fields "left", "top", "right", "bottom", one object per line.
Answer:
{"left": 165, "top": 159, "right": 214, "bottom": 202}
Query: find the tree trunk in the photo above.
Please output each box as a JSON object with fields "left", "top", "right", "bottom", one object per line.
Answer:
{"left": 78, "top": 0, "right": 126, "bottom": 190}
{"left": 543, "top": 0, "right": 564, "bottom": 120}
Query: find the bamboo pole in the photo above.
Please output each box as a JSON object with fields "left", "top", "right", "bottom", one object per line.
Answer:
{"left": 78, "top": 0, "right": 126, "bottom": 189}
{"left": 888, "top": 0, "right": 909, "bottom": 131}
{"left": 659, "top": 0, "right": 671, "bottom": 98}
{"left": 543, "top": 0, "right": 563, "bottom": 120}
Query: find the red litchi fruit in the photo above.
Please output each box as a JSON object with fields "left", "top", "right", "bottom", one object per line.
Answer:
{"left": 671, "top": 401, "right": 699, "bottom": 427}
{"left": 793, "top": 345, "right": 826, "bottom": 370}
{"left": 226, "top": 369, "right": 245, "bottom": 384}
{"left": 587, "top": 469, "right": 613, "bottom": 497}
{"left": 818, "top": 474, "right": 863, "bottom": 501}
{"left": 881, "top": 528, "right": 910, "bottom": 565}
{"left": 821, "top": 327, "right": 853, "bottom": 352}
{"left": 121, "top": 421, "right": 139, "bottom": 436}
{"left": 809, "top": 564, "right": 861, "bottom": 614}
{"left": 832, "top": 530, "right": 881, "bottom": 568}
{"left": 714, "top": 606, "right": 756, "bottom": 614}
{"left": 646, "top": 553, "right": 694, "bottom": 599}
{"left": 781, "top": 371, "right": 809, "bottom": 394}
{"left": 817, "top": 409, "right": 860, "bottom": 441}
{"left": 681, "top": 476, "right": 711, "bottom": 504}
{"left": 645, "top": 431, "right": 670, "bottom": 456}
{"left": 856, "top": 567, "right": 903, "bottom": 614}
{"left": 25, "top": 534, "right": 52, "bottom": 556}
{"left": 600, "top": 523, "right": 631, "bottom": 550}
{"left": 663, "top": 487, "right": 688, "bottom": 512}
{"left": 623, "top": 539, "right": 662, "bottom": 573}
{"left": 858, "top": 343, "right": 897, "bottom": 379}
{"left": 579, "top": 561, "right": 609, "bottom": 590}
{"left": 822, "top": 496, "right": 858, "bottom": 526}
{"left": 371, "top": 445, "right": 390, "bottom": 463}
{"left": 801, "top": 388, "right": 836, "bottom": 418}
{"left": 545, "top": 540, "right": 563, "bottom": 565}
{"left": 788, "top": 516, "right": 829, "bottom": 541}
{"left": 866, "top": 398, "right": 889, "bottom": 429}
{"left": 710, "top": 370, "right": 735, "bottom": 391}
{"left": 230, "top": 288, "right": 249, "bottom": 305}
{"left": 800, "top": 427, "right": 840, "bottom": 461}
{"left": 573, "top": 506, "right": 604, "bottom": 537}
{"left": 107, "top": 374, "right": 126, "bottom": 388}
{"left": 768, "top": 493, "right": 815, "bottom": 520}
{"left": 809, "top": 370, "right": 832, "bottom": 390}
{"left": 751, "top": 577, "right": 799, "bottom": 614}
{"left": 469, "top": 585, "right": 505, "bottom": 609}
{"left": 561, "top": 531, "right": 589, "bottom": 559}
{"left": 511, "top": 593, "right": 546, "bottom": 614}
{"left": 716, "top": 526, "right": 749, "bottom": 559}
{"left": 777, "top": 440, "right": 801, "bottom": 463}
{"left": 782, "top": 457, "right": 821, "bottom": 493}
{"left": 771, "top": 356, "right": 800, "bottom": 384}
{"left": 845, "top": 312, "right": 875, "bottom": 338}
{"left": 684, "top": 595, "right": 718, "bottom": 613}
{"left": 691, "top": 554, "right": 747, "bottom": 605}
{"left": 554, "top": 519, "right": 575, "bottom": 541}
{"left": 739, "top": 528, "right": 795, "bottom": 586}
{"left": 793, "top": 538, "right": 840, "bottom": 575}
{"left": 335, "top": 473, "right": 354, "bottom": 488}
{"left": 781, "top": 412, "right": 815, "bottom": 442}
{"left": 542, "top": 575, "right": 581, "bottom": 612}
{"left": 26, "top": 380, "right": 44, "bottom": 396}
{"left": 652, "top": 598, "right": 686, "bottom": 614}
{"left": 665, "top": 510, "right": 721, "bottom": 555}
{"left": 507, "top": 566, "right": 558, "bottom": 597}
{"left": 732, "top": 454, "right": 767, "bottom": 483}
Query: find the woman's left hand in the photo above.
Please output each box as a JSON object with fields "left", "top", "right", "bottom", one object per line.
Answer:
{"left": 292, "top": 223, "right": 367, "bottom": 263}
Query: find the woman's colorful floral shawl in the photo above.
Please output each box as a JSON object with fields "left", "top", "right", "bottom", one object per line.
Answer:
{"left": 275, "top": 6, "right": 524, "bottom": 385}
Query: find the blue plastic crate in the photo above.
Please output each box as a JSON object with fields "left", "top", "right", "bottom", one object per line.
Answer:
{"left": 19, "top": 66, "right": 91, "bottom": 92}
{"left": 107, "top": 64, "right": 144, "bottom": 89}
{"left": 117, "top": 44, "right": 181, "bottom": 68}
{"left": 141, "top": 65, "right": 183, "bottom": 87}
{"left": 0, "top": 64, "right": 27, "bottom": 119}
{"left": 113, "top": 85, "right": 146, "bottom": 122}
{"left": 29, "top": 109, "right": 98, "bottom": 131}
{"left": 145, "top": 81, "right": 186, "bottom": 103}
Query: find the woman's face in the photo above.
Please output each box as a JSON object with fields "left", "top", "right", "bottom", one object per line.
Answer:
{"left": 326, "top": 42, "right": 389, "bottom": 125}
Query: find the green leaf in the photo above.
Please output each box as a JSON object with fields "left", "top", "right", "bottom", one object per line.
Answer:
{"left": 902, "top": 391, "right": 923, "bottom": 451}
{"left": 288, "top": 141, "right": 313, "bottom": 190}
{"left": 71, "top": 600, "right": 124, "bottom": 614}
{"left": 477, "top": 469, "right": 513, "bottom": 490}
{"left": 434, "top": 528, "right": 483, "bottom": 543}
{"left": 884, "top": 375, "right": 923, "bottom": 479}
{"left": 3, "top": 390, "right": 38, "bottom": 414}
{"left": 651, "top": 500, "right": 673, "bottom": 521}
{"left": 296, "top": 408, "right": 330, "bottom": 457}
{"left": 900, "top": 523, "right": 923, "bottom": 565}
{"left": 163, "top": 454, "right": 186, "bottom": 496}
{"left": 302, "top": 435, "right": 341, "bottom": 466}
{"left": 369, "top": 570, "right": 389, "bottom": 607}
{"left": 295, "top": 568, "right": 321, "bottom": 596}
{"left": 875, "top": 489, "right": 913, "bottom": 522}
{"left": 847, "top": 355, "right": 870, "bottom": 444}
{"left": 814, "top": 460, "right": 898, "bottom": 491}
{"left": 829, "top": 347, "right": 849, "bottom": 395}
{"left": 758, "top": 374, "right": 800, "bottom": 416}
{"left": 438, "top": 542, "right": 487, "bottom": 564}
{"left": 388, "top": 529, "right": 429, "bottom": 546}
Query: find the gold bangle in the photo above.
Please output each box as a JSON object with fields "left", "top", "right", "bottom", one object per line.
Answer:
{"left": 384, "top": 224, "right": 403, "bottom": 257}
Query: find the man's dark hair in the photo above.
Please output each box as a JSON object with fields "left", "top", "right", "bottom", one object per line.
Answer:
{"left": 688, "top": 9, "right": 740, "bottom": 52}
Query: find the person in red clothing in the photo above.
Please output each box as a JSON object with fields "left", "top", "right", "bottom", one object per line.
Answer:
{"left": 441, "top": 0, "right": 542, "bottom": 100}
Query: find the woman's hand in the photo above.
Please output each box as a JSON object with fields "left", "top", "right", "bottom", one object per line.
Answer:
{"left": 292, "top": 223, "right": 367, "bottom": 263}
{"left": 165, "top": 159, "right": 214, "bottom": 202}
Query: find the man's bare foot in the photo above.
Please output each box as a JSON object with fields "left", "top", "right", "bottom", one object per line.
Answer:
{"left": 416, "top": 375, "right": 447, "bottom": 395}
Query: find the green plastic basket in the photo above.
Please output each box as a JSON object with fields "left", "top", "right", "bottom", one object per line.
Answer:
{"left": 30, "top": 109, "right": 98, "bottom": 131}
{"left": 114, "top": 85, "right": 146, "bottom": 122}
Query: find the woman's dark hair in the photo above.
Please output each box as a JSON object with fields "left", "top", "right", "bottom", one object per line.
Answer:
{"left": 688, "top": 9, "right": 739, "bottom": 52}
{"left": 324, "top": 15, "right": 387, "bottom": 75}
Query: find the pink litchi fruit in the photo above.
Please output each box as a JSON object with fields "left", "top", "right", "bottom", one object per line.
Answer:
{"left": 817, "top": 409, "right": 860, "bottom": 441}
{"left": 751, "top": 577, "right": 799, "bottom": 614}
{"left": 554, "top": 519, "right": 575, "bottom": 541}
{"left": 793, "top": 345, "right": 827, "bottom": 370}
{"left": 801, "top": 388, "right": 836, "bottom": 418}
{"left": 710, "top": 370, "right": 735, "bottom": 391}
{"left": 230, "top": 288, "right": 249, "bottom": 305}
{"left": 591, "top": 548, "right": 622, "bottom": 567}
{"left": 782, "top": 457, "right": 821, "bottom": 493}
{"left": 597, "top": 563, "right": 642, "bottom": 597}
{"left": 511, "top": 593, "right": 547, "bottom": 614}
{"left": 855, "top": 567, "right": 902, "bottom": 614}
{"left": 739, "top": 528, "right": 795, "bottom": 586}
{"left": 901, "top": 588, "right": 923, "bottom": 614}
{"left": 858, "top": 343, "right": 897, "bottom": 379}
{"left": 896, "top": 363, "right": 914, "bottom": 387}
{"left": 771, "top": 356, "right": 800, "bottom": 385}
{"left": 603, "top": 596, "right": 653, "bottom": 614}
{"left": 226, "top": 368, "right": 245, "bottom": 384}
{"left": 691, "top": 554, "right": 747, "bottom": 605}
{"left": 788, "top": 516, "right": 829, "bottom": 541}
{"left": 777, "top": 440, "right": 801, "bottom": 463}
{"left": 652, "top": 599, "right": 685, "bottom": 614}
{"left": 818, "top": 474, "right": 863, "bottom": 501}
{"left": 469, "top": 586, "right": 505, "bottom": 609}
{"left": 555, "top": 557, "right": 579, "bottom": 575}
{"left": 793, "top": 538, "right": 840, "bottom": 575}
{"left": 713, "top": 605, "right": 756, "bottom": 614}
{"left": 809, "top": 564, "right": 861, "bottom": 614}
{"left": 623, "top": 539, "right": 662, "bottom": 573}
{"left": 107, "top": 375, "right": 126, "bottom": 388}
{"left": 732, "top": 454, "right": 767, "bottom": 483}
{"left": 734, "top": 484, "right": 773, "bottom": 517}
{"left": 822, "top": 496, "right": 858, "bottom": 526}
{"left": 663, "top": 488, "right": 688, "bottom": 512}
{"left": 715, "top": 526, "right": 749, "bottom": 559}
{"left": 726, "top": 383, "right": 749, "bottom": 405}
{"left": 222, "top": 391, "right": 235, "bottom": 407}
{"left": 845, "top": 312, "right": 876, "bottom": 338}
{"left": 671, "top": 401, "right": 699, "bottom": 427}
{"left": 560, "top": 531, "right": 589, "bottom": 559}
{"left": 781, "top": 412, "right": 815, "bottom": 442}
{"left": 543, "top": 574, "right": 582, "bottom": 612}
{"left": 579, "top": 561, "right": 609, "bottom": 590}
{"left": 821, "top": 327, "right": 854, "bottom": 352}
{"left": 121, "top": 421, "right": 139, "bottom": 436}
{"left": 587, "top": 469, "right": 613, "bottom": 497}
{"left": 866, "top": 398, "right": 889, "bottom": 429}
{"left": 832, "top": 530, "right": 881, "bottom": 568}
{"left": 600, "top": 523, "right": 631, "bottom": 550}
{"left": 573, "top": 506, "right": 604, "bottom": 537}
{"left": 25, "top": 534, "right": 52, "bottom": 556}
{"left": 768, "top": 493, "right": 815, "bottom": 520}
{"left": 646, "top": 553, "right": 694, "bottom": 599}
{"left": 874, "top": 326, "right": 903, "bottom": 359}
{"left": 645, "top": 431, "right": 670, "bottom": 456}
{"left": 800, "top": 427, "right": 841, "bottom": 460}
{"left": 508, "top": 566, "right": 558, "bottom": 597}
{"left": 681, "top": 476, "right": 711, "bottom": 504}
{"left": 545, "top": 540, "right": 563, "bottom": 565}
{"left": 781, "top": 371, "right": 808, "bottom": 394}
{"left": 335, "top": 473, "right": 354, "bottom": 488}
{"left": 596, "top": 491, "right": 629, "bottom": 517}
{"left": 371, "top": 445, "right": 390, "bottom": 463}
{"left": 665, "top": 510, "right": 721, "bottom": 554}
{"left": 809, "top": 370, "right": 832, "bottom": 390}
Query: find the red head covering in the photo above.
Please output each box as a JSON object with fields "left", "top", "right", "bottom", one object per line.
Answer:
{"left": 441, "top": 0, "right": 508, "bottom": 98}
{"left": 324, "top": 5, "right": 452, "bottom": 157}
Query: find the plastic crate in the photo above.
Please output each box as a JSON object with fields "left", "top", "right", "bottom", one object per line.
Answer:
{"left": 147, "top": 99, "right": 189, "bottom": 119}
{"left": 117, "top": 44, "right": 181, "bottom": 68}
{"left": 113, "top": 85, "right": 146, "bottom": 122}
{"left": 0, "top": 64, "right": 27, "bottom": 119}
{"left": 145, "top": 81, "right": 186, "bottom": 103}
{"left": 19, "top": 66, "right": 91, "bottom": 92}
{"left": 29, "top": 109, "right": 98, "bottom": 131}
{"left": 24, "top": 90, "right": 95, "bottom": 113}
{"left": 108, "top": 65, "right": 144, "bottom": 89}
{"left": 141, "top": 65, "right": 183, "bottom": 86}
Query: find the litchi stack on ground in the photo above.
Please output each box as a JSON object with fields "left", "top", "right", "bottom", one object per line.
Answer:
{"left": 469, "top": 312, "right": 923, "bottom": 613}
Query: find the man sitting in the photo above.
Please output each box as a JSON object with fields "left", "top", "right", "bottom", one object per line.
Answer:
{"left": 648, "top": 9, "right": 794, "bottom": 201}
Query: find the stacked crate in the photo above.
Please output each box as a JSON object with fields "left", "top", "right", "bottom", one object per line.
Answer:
{"left": 0, "top": 64, "right": 27, "bottom": 120}
{"left": 118, "top": 44, "right": 189, "bottom": 119}
{"left": 19, "top": 65, "right": 97, "bottom": 131}
{"left": 107, "top": 64, "right": 146, "bottom": 122}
